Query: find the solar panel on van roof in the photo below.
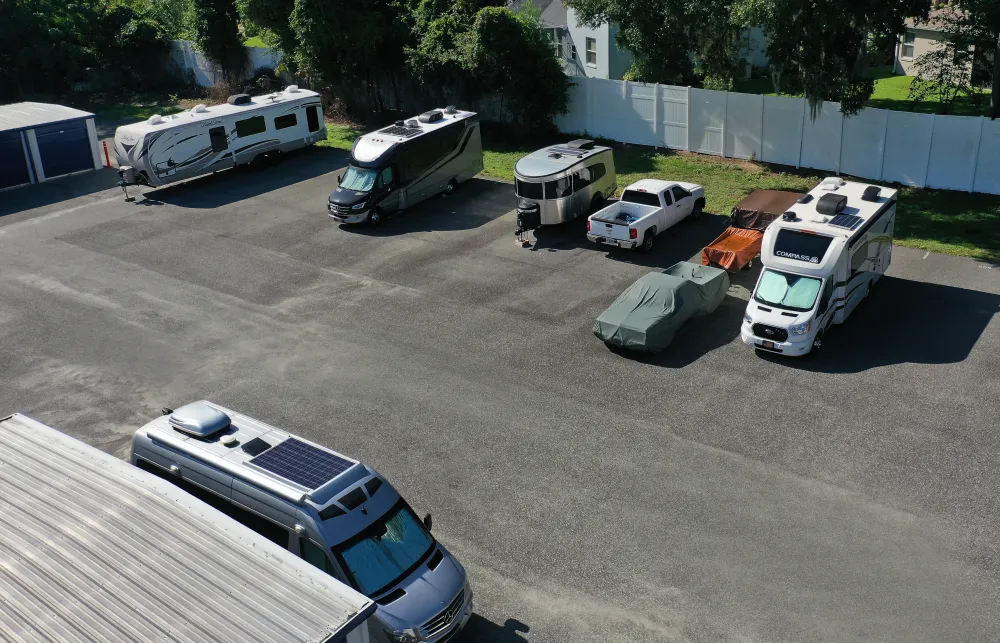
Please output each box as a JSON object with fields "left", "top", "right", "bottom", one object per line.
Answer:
{"left": 250, "top": 438, "right": 354, "bottom": 489}
{"left": 379, "top": 125, "right": 422, "bottom": 138}
{"left": 828, "top": 213, "right": 864, "bottom": 231}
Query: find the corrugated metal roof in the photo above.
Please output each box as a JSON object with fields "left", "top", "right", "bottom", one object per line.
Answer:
{"left": 0, "top": 413, "right": 375, "bottom": 643}
{"left": 0, "top": 102, "right": 94, "bottom": 133}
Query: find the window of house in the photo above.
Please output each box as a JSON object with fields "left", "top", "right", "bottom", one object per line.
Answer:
{"left": 274, "top": 114, "right": 297, "bottom": 130}
{"left": 235, "top": 115, "right": 266, "bottom": 137}
{"left": 902, "top": 31, "right": 915, "bottom": 59}
{"left": 586, "top": 37, "right": 597, "bottom": 66}
{"left": 571, "top": 45, "right": 577, "bottom": 60}
{"left": 557, "top": 40, "right": 563, "bottom": 59}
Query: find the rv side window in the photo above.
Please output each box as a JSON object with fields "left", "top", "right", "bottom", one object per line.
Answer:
{"left": 378, "top": 166, "right": 393, "bottom": 188}
{"left": 274, "top": 114, "right": 297, "bottom": 130}
{"left": 306, "top": 106, "right": 321, "bottom": 132}
{"left": 301, "top": 538, "right": 342, "bottom": 579}
{"left": 134, "top": 457, "right": 291, "bottom": 549}
{"left": 590, "top": 163, "right": 606, "bottom": 182}
{"left": 235, "top": 116, "right": 266, "bottom": 137}
{"left": 851, "top": 242, "right": 869, "bottom": 273}
{"left": 209, "top": 126, "right": 228, "bottom": 152}
{"left": 436, "top": 123, "right": 464, "bottom": 157}
{"left": 544, "top": 177, "right": 572, "bottom": 199}
{"left": 573, "top": 167, "right": 592, "bottom": 191}
{"left": 516, "top": 179, "right": 543, "bottom": 199}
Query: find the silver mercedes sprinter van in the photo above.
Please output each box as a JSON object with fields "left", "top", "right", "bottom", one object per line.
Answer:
{"left": 130, "top": 401, "right": 472, "bottom": 643}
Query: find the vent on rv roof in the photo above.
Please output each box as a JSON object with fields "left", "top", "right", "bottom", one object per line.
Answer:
{"left": 191, "top": 104, "right": 208, "bottom": 114}
{"left": 444, "top": 105, "right": 458, "bottom": 114}
{"left": 782, "top": 211, "right": 797, "bottom": 222}
{"left": 147, "top": 114, "right": 164, "bottom": 125}
{"left": 284, "top": 85, "right": 300, "bottom": 94}
{"left": 567, "top": 139, "right": 596, "bottom": 150}
{"left": 418, "top": 110, "right": 444, "bottom": 124}
{"left": 405, "top": 119, "right": 419, "bottom": 128}
{"left": 167, "top": 401, "right": 231, "bottom": 438}
{"left": 861, "top": 186, "right": 880, "bottom": 202}
{"left": 820, "top": 176, "right": 845, "bottom": 191}
{"left": 227, "top": 94, "right": 252, "bottom": 106}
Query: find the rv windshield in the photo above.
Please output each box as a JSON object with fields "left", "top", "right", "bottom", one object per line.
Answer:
{"left": 755, "top": 269, "right": 823, "bottom": 312}
{"left": 334, "top": 501, "right": 434, "bottom": 596}
{"left": 340, "top": 166, "right": 378, "bottom": 192}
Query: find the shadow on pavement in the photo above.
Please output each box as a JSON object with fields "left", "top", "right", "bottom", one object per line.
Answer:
{"left": 0, "top": 169, "right": 121, "bottom": 219}
{"left": 340, "top": 178, "right": 515, "bottom": 236}
{"left": 761, "top": 275, "right": 1000, "bottom": 372}
{"left": 136, "top": 146, "right": 350, "bottom": 209}
{"left": 456, "top": 615, "right": 530, "bottom": 643}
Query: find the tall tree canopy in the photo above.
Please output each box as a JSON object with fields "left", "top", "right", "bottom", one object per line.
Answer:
{"left": 190, "top": 0, "right": 249, "bottom": 83}
{"left": 922, "top": 0, "right": 1000, "bottom": 118}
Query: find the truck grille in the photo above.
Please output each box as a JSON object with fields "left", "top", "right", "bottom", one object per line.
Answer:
{"left": 752, "top": 323, "right": 788, "bottom": 342}
{"left": 419, "top": 588, "right": 465, "bottom": 638}
{"left": 329, "top": 203, "right": 353, "bottom": 216}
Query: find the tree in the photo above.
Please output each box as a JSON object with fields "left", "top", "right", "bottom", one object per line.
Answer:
{"left": 733, "top": 0, "right": 930, "bottom": 115}
{"left": 235, "top": 0, "right": 298, "bottom": 61}
{"left": 566, "top": 0, "right": 746, "bottom": 87}
{"left": 907, "top": 8, "right": 987, "bottom": 115}
{"left": 932, "top": 0, "right": 1000, "bottom": 118}
{"left": 190, "top": 0, "right": 249, "bottom": 84}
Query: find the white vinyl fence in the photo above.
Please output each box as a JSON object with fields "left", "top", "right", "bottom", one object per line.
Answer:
{"left": 555, "top": 76, "right": 1000, "bottom": 195}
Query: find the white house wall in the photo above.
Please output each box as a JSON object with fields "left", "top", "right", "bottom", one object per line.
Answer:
{"left": 555, "top": 75, "right": 1000, "bottom": 195}
{"left": 566, "top": 8, "right": 611, "bottom": 79}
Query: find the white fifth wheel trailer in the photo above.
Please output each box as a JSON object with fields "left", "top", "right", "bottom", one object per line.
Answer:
{"left": 114, "top": 86, "right": 325, "bottom": 187}
{"left": 741, "top": 177, "right": 898, "bottom": 357}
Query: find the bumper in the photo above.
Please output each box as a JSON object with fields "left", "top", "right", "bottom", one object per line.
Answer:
{"left": 587, "top": 233, "right": 637, "bottom": 249}
{"left": 328, "top": 203, "right": 367, "bottom": 224}
{"left": 740, "top": 325, "right": 813, "bottom": 356}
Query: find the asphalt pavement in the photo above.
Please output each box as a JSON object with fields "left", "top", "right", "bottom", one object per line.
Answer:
{"left": 1, "top": 149, "right": 999, "bottom": 642}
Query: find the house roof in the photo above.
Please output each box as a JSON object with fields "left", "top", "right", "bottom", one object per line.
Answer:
{"left": 509, "top": 0, "right": 568, "bottom": 27}
{"left": 906, "top": 6, "right": 964, "bottom": 32}
{"left": 0, "top": 102, "right": 93, "bottom": 133}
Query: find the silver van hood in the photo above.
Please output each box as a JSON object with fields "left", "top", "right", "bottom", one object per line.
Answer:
{"left": 376, "top": 546, "right": 467, "bottom": 635}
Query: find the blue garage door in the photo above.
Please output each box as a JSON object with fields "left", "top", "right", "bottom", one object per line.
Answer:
{"left": 34, "top": 120, "right": 94, "bottom": 179}
{"left": 0, "top": 131, "right": 31, "bottom": 189}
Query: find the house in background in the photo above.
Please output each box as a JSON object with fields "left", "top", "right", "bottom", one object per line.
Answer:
{"left": 894, "top": 2, "right": 989, "bottom": 84}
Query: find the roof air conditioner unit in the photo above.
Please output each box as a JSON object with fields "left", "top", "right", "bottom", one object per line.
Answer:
{"left": 167, "top": 401, "right": 231, "bottom": 438}
{"left": 418, "top": 110, "right": 443, "bottom": 123}
{"left": 227, "top": 94, "right": 252, "bottom": 106}
{"left": 191, "top": 104, "right": 208, "bottom": 114}
{"left": 147, "top": 114, "right": 164, "bottom": 125}
{"left": 816, "top": 193, "right": 848, "bottom": 215}
{"left": 284, "top": 85, "right": 300, "bottom": 93}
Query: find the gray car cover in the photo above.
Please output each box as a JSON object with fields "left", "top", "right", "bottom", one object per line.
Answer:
{"left": 593, "top": 262, "right": 730, "bottom": 352}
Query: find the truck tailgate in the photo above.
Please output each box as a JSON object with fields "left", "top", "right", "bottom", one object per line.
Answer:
{"left": 591, "top": 203, "right": 657, "bottom": 241}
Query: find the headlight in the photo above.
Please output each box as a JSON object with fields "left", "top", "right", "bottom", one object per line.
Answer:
{"left": 789, "top": 321, "right": 811, "bottom": 335}
{"left": 351, "top": 201, "right": 367, "bottom": 210}
{"left": 743, "top": 312, "right": 752, "bottom": 324}
{"left": 384, "top": 628, "right": 419, "bottom": 643}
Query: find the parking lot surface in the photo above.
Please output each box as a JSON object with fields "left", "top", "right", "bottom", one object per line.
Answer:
{"left": 2, "top": 149, "right": 999, "bottom": 642}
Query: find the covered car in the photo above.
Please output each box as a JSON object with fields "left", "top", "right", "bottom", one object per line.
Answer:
{"left": 594, "top": 262, "right": 730, "bottom": 352}
{"left": 702, "top": 190, "right": 804, "bottom": 271}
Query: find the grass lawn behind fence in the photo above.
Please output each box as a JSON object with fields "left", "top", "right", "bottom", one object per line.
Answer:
{"left": 323, "top": 123, "right": 1000, "bottom": 262}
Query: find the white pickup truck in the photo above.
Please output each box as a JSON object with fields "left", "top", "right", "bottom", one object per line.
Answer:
{"left": 586, "top": 179, "right": 705, "bottom": 251}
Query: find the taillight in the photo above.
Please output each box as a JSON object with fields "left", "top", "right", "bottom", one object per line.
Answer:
{"left": 629, "top": 228, "right": 637, "bottom": 239}
{"left": 586, "top": 219, "right": 591, "bottom": 232}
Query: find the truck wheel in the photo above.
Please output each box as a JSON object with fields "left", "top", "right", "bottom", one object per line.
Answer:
{"left": 367, "top": 208, "right": 383, "bottom": 226}
{"left": 640, "top": 230, "right": 654, "bottom": 252}
{"left": 692, "top": 199, "right": 705, "bottom": 219}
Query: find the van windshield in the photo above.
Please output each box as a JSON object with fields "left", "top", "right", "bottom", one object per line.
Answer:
{"left": 754, "top": 269, "right": 822, "bottom": 312}
{"left": 341, "top": 166, "right": 378, "bottom": 192}
{"left": 334, "top": 502, "right": 434, "bottom": 596}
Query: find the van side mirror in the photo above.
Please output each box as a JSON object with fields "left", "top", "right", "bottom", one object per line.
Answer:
{"left": 423, "top": 513, "right": 433, "bottom": 531}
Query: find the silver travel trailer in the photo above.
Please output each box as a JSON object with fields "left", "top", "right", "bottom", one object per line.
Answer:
{"left": 741, "top": 178, "right": 898, "bottom": 357}
{"left": 0, "top": 412, "right": 375, "bottom": 643}
{"left": 114, "top": 86, "right": 326, "bottom": 187}
{"left": 131, "top": 401, "right": 473, "bottom": 643}
{"left": 329, "top": 107, "right": 483, "bottom": 225}
{"left": 513, "top": 140, "right": 617, "bottom": 234}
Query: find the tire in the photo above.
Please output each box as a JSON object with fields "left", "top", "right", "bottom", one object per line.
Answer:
{"left": 692, "top": 199, "right": 705, "bottom": 219}
{"left": 590, "top": 194, "right": 605, "bottom": 214}
{"left": 367, "top": 208, "right": 383, "bottom": 226}
{"left": 640, "top": 230, "right": 655, "bottom": 252}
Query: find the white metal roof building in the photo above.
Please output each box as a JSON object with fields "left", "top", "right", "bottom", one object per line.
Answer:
{"left": 0, "top": 102, "right": 103, "bottom": 190}
{"left": 0, "top": 413, "right": 376, "bottom": 643}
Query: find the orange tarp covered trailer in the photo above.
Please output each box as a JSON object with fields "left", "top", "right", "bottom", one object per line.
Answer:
{"left": 701, "top": 190, "right": 804, "bottom": 271}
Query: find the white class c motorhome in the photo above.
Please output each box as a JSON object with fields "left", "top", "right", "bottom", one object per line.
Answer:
{"left": 741, "top": 178, "right": 898, "bottom": 357}
{"left": 328, "top": 107, "right": 483, "bottom": 225}
{"left": 114, "top": 86, "right": 326, "bottom": 187}
{"left": 130, "top": 401, "right": 472, "bottom": 643}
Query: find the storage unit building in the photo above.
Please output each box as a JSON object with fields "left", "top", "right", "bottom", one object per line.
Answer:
{"left": 0, "top": 102, "right": 102, "bottom": 190}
